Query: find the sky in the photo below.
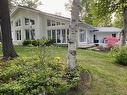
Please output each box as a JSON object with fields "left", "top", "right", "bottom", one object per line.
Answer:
{"left": 37, "top": 0, "right": 71, "bottom": 18}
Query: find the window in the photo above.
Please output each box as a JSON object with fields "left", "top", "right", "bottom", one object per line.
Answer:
{"left": 15, "top": 19, "right": 21, "bottom": 27}
{"left": 52, "top": 20, "right": 55, "bottom": 26}
{"left": 47, "top": 30, "right": 51, "bottom": 40}
{"left": 80, "top": 33, "right": 85, "bottom": 42}
{"left": 80, "top": 30, "right": 86, "bottom": 42}
{"left": 57, "top": 29, "right": 61, "bottom": 43}
{"left": 16, "top": 30, "right": 21, "bottom": 40}
{"left": 25, "top": 18, "right": 35, "bottom": 25}
{"left": 25, "top": 29, "right": 35, "bottom": 40}
{"left": 30, "top": 20, "right": 35, "bottom": 25}
{"left": 67, "top": 29, "right": 69, "bottom": 42}
{"left": 56, "top": 22, "right": 60, "bottom": 25}
{"left": 31, "top": 29, "right": 35, "bottom": 40}
{"left": 52, "top": 30, "right": 56, "bottom": 42}
{"left": 62, "top": 29, "right": 66, "bottom": 43}
{"left": 25, "top": 29, "right": 30, "bottom": 40}
{"left": 47, "top": 20, "right": 51, "bottom": 26}
{"left": 61, "top": 23, "right": 65, "bottom": 25}
{"left": 25, "top": 18, "right": 29, "bottom": 25}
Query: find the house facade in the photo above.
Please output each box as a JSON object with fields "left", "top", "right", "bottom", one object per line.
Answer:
{"left": 0, "top": 6, "right": 121, "bottom": 46}
{"left": 10, "top": 6, "right": 96, "bottom": 46}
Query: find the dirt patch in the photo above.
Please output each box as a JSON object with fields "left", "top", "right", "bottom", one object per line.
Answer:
{"left": 68, "top": 71, "right": 92, "bottom": 95}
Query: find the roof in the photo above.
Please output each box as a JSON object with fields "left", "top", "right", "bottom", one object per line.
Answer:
{"left": 11, "top": 5, "right": 70, "bottom": 21}
{"left": 10, "top": 6, "right": 95, "bottom": 30}
{"left": 78, "top": 22, "right": 95, "bottom": 30}
{"left": 93, "top": 27, "right": 122, "bottom": 33}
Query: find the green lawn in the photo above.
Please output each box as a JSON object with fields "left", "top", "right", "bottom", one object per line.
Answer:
{"left": 1, "top": 46, "right": 127, "bottom": 95}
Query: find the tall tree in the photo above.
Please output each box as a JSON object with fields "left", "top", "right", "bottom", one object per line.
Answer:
{"left": 10, "top": 0, "right": 41, "bottom": 9}
{"left": 65, "top": 0, "right": 113, "bottom": 26}
{"left": 96, "top": 0, "right": 127, "bottom": 45}
{"left": 112, "top": 12, "right": 123, "bottom": 28}
{"left": 0, "top": 0, "right": 18, "bottom": 60}
{"left": 68, "top": 0, "right": 81, "bottom": 69}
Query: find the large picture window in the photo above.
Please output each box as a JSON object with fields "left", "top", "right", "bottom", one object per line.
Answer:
{"left": 16, "top": 30, "right": 21, "bottom": 40}
{"left": 47, "top": 29, "right": 68, "bottom": 44}
{"left": 15, "top": 19, "right": 21, "bottom": 27}
{"left": 47, "top": 30, "right": 51, "bottom": 40}
{"left": 57, "top": 29, "right": 61, "bottom": 43}
{"left": 62, "top": 29, "right": 66, "bottom": 43}
{"left": 52, "top": 20, "right": 55, "bottom": 26}
{"left": 67, "top": 29, "right": 69, "bottom": 42}
{"left": 52, "top": 30, "right": 56, "bottom": 42}
{"left": 31, "top": 29, "right": 35, "bottom": 40}
{"left": 47, "top": 20, "right": 51, "bottom": 26}
{"left": 25, "top": 29, "right": 35, "bottom": 40}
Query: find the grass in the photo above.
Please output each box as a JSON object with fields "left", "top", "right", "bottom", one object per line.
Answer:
{"left": 0, "top": 46, "right": 127, "bottom": 95}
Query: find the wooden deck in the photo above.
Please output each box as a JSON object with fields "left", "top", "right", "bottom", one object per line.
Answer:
{"left": 78, "top": 44, "right": 96, "bottom": 49}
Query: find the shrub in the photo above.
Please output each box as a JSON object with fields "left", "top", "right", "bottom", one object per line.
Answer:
{"left": 39, "top": 39, "right": 55, "bottom": 46}
{"left": 32, "top": 40, "right": 39, "bottom": 46}
{"left": 112, "top": 46, "right": 127, "bottom": 66}
{"left": 38, "top": 38, "right": 49, "bottom": 46}
{"left": 45, "top": 39, "right": 55, "bottom": 46}
{"left": 37, "top": 38, "right": 55, "bottom": 46}
{"left": 22, "top": 40, "right": 31, "bottom": 46}
{"left": 22, "top": 38, "right": 55, "bottom": 47}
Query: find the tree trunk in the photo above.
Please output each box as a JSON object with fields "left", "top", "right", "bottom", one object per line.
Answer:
{"left": 68, "top": 0, "right": 81, "bottom": 69}
{"left": 121, "top": 7, "right": 127, "bottom": 46}
{"left": 0, "top": 0, "right": 18, "bottom": 60}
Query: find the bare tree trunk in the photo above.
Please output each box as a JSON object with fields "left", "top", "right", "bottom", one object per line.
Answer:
{"left": 68, "top": 0, "right": 81, "bottom": 69}
{"left": 121, "top": 7, "right": 127, "bottom": 46}
{"left": 0, "top": 0, "right": 18, "bottom": 60}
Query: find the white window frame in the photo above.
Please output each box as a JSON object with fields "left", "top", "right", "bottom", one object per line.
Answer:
{"left": 16, "top": 30, "right": 21, "bottom": 40}
{"left": 25, "top": 29, "right": 35, "bottom": 40}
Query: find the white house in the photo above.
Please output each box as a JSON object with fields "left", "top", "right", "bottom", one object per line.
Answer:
{"left": 0, "top": 6, "right": 122, "bottom": 46}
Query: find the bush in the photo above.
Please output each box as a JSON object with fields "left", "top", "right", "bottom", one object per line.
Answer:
{"left": 22, "top": 38, "right": 55, "bottom": 47}
{"left": 22, "top": 40, "right": 32, "bottom": 46}
{"left": 112, "top": 46, "right": 127, "bottom": 66}
{"left": 38, "top": 39, "right": 55, "bottom": 46}
{"left": 31, "top": 39, "right": 55, "bottom": 46}
{"left": 32, "top": 40, "right": 39, "bottom": 46}
{"left": 45, "top": 39, "right": 55, "bottom": 46}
